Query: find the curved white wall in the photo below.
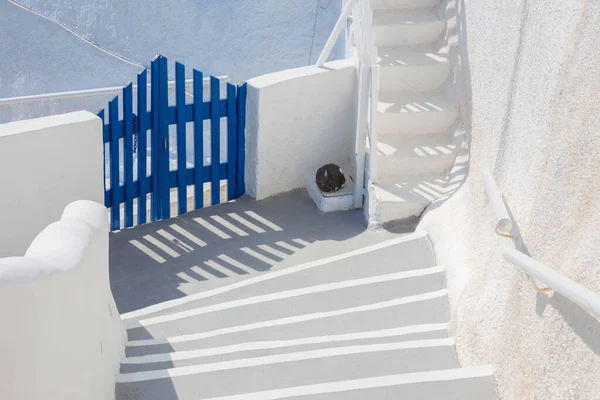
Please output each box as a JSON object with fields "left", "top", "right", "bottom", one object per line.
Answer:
{"left": 0, "top": 201, "right": 125, "bottom": 400}
{"left": 420, "top": 1, "right": 600, "bottom": 398}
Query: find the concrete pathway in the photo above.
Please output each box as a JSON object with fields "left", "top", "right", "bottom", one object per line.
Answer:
{"left": 110, "top": 191, "right": 497, "bottom": 399}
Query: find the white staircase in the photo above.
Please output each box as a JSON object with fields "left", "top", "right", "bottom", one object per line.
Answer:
{"left": 115, "top": 233, "right": 497, "bottom": 399}
{"left": 369, "top": 0, "right": 460, "bottom": 226}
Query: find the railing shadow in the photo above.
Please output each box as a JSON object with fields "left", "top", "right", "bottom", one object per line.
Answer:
{"left": 110, "top": 189, "right": 371, "bottom": 314}
{"left": 116, "top": 326, "right": 179, "bottom": 400}
{"left": 536, "top": 292, "right": 600, "bottom": 356}
{"left": 391, "top": 0, "right": 474, "bottom": 224}
{"left": 497, "top": 177, "right": 600, "bottom": 356}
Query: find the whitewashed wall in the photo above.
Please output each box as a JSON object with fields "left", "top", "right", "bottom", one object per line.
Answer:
{"left": 245, "top": 59, "right": 357, "bottom": 200}
{"left": 419, "top": 1, "right": 600, "bottom": 399}
{"left": 0, "top": 201, "right": 125, "bottom": 400}
{"left": 0, "top": 111, "right": 103, "bottom": 257}
{"left": 1, "top": 0, "right": 345, "bottom": 99}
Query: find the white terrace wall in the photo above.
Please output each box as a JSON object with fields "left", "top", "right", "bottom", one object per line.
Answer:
{"left": 245, "top": 59, "right": 357, "bottom": 200}
{"left": 420, "top": 1, "right": 600, "bottom": 399}
{"left": 0, "top": 111, "right": 103, "bottom": 257}
{"left": 0, "top": 201, "right": 125, "bottom": 400}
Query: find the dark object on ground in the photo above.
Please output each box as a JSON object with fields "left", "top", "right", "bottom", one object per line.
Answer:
{"left": 316, "top": 164, "right": 346, "bottom": 193}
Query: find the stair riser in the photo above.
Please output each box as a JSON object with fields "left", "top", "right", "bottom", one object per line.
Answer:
{"left": 377, "top": 153, "right": 455, "bottom": 181}
{"left": 378, "top": 109, "right": 458, "bottom": 136}
{"left": 121, "top": 339, "right": 457, "bottom": 374}
{"left": 379, "top": 63, "right": 450, "bottom": 92}
{"left": 379, "top": 201, "right": 428, "bottom": 224}
{"left": 374, "top": 21, "right": 445, "bottom": 47}
{"left": 371, "top": 0, "right": 440, "bottom": 10}
{"left": 117, "top": 346, "right": 461, "bottom": 399}
{"left": 125, "top": 237, "right": 437, "bottom": 322}
{"left": 127, "top": 274, "right": 447, "bottom": 340}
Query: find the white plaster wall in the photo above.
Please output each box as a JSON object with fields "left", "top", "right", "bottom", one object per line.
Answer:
{"left": 0, "top": 1, "right": 142, "bottom": 99}
{"left": 0, "top": 200, "right": 125, "bottom": 400}
{"left": 0, "top": 111, "right": 103, "bottom": 257}
{"left": 419, "top": 1, "right": 600, "bottom": 398}
{"left": 245, "top": 59, "right": 357, "bottom": 200}
{"left": 1, "top": 0, "right": 345, "bottom": 99}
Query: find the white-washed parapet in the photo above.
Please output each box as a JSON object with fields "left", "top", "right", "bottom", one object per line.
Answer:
{"left": 0, "top": 200, "right": 125, "bottom": 400}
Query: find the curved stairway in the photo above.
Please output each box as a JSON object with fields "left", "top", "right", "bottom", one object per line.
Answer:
{"left": 116, "top": 232, "right": 497, "bottom": 399}
{"left": 368, "top": 0, "right": 462, "bottom": 226}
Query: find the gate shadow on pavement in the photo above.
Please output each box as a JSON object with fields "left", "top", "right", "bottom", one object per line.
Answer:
{"left": 110, "top": 189, "right": 406, "bottom": 314}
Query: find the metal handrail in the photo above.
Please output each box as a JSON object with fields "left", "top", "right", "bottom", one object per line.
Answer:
{"left": 316, "top": 0, "right": 355, "bottom": 68}
{"left": 483, "top": 167, "right": 600, "bottom": 319}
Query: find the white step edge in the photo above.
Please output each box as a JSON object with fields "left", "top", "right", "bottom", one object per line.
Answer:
{"left": 377, "top": 46, "right": 450, "bottom": 92}
{"left": 372, "top": 177, "right": 461, "bottom": 224}
{"left": 123, "top": 324, "right": 449, "bottom": 364}
{"left": 376, "top": 134, "right": 456, "bottom": 180}
{"left": 377, "top": 92, "right": 458, "bottom": 137}
{"left": 371, "top": 0, "right": 441, "bottom": 11}
{"left": 121, "top": 231, "right": 428, "bottom": 320}
{"left": 117, "top": 338, "right": 456, "bottom": 383}
{"left": 128, "top": 265, "right": 445, "bottom": 328}
{"left": 126, "top": 289, "right": 448, "bottom": 347}
{"left": 373, "top": 10, "right": 446, "bottom": 47}
{"left": 193, "top": 366, "right": 495, "bottom": 400}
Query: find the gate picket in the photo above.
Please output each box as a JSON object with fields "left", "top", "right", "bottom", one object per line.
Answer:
{"left": 150, "top": 56, "right": 160, "bottom": 222}
{"left": 99, "top": 55, "right": 246, "bottom": 231}
{"left": 176, "top": 62, "right": 187, "bottom": 215}
{"left": 137, "top": 69, "right": 148, "bottom": 225}
{"left": 210, "top": 76, "right": 221, "bottom": 207}
{"left": 123, "top": 82, "right": 134, "bottom": 228}
{"left": 108, "top": 97, "right": 120, "bottom": 230}
{"left": 193, "top": 69, "right": 204, "bottom": 210}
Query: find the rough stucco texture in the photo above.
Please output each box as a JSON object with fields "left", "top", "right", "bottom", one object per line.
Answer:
{"left": 245, "top": 59, "right": 356, "bottom": 200}
{"left": 0, "top": 1, "right": 142, "bottom": 99}
{"left": 1, "top": 0, "right": 344, "bottom": 98}
{"left": 419, "top": 1, "right": 600, "bottom": 399}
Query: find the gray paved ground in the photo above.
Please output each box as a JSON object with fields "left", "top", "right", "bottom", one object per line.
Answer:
{"left": 110, "top": 190, "right": 497, "bottom": 400}
{"left": 110, "top": 190, "right": 413, "bottom": 314}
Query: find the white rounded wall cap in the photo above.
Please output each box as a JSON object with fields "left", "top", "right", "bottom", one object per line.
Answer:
{"left": 25, "top": 219, "right": 93, "bottom": 272}
{"left": 0, "top": 201, "right": 107, "bottom": 285}
{"left": 61, "top": 200, "right": 108, "bottom": 231}
{"left": 0, "top": 256, "right": 52, "bottom": 285}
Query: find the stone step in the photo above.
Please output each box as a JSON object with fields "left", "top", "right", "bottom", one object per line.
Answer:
{"left": 123, "top": 318, "right": 448, "bottom": 356}
{"left": 373, "top": 9, "right": 445, "bottom": 47}
{"left": 377, "top": 91, "right": 458, "bottom": 137}
{"left": 371, "top": 0, "right": 441, "bottom": 11}
{"left": 125, "top": 292, "right": 450, "bottom": 357}
{"left": 126, "top": 268, "right": 447, "bottom": 341}
{"left": 376, "top": 133, "right": 456, "bottom": 181}
{"left": 371, "top": 177, "right": 460, "bottom": 224}
{"left": 247, "top": 369, "right": 498, "bottom": 400}
{"left": 377, "top": 45, "right": 450, "bottom": 92}
{"left": 116, "top": 343, "right": 462, "bottom": 399}
{"left": 122, "top": 234, "right": 434, "bottom": 323}
{"left": 121, "top": 336, "right": 456, "bottom": 374}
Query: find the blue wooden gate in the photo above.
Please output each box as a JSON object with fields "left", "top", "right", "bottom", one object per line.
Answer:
{"left": 98, "top": 55, "right": 246, "bottom": 231}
